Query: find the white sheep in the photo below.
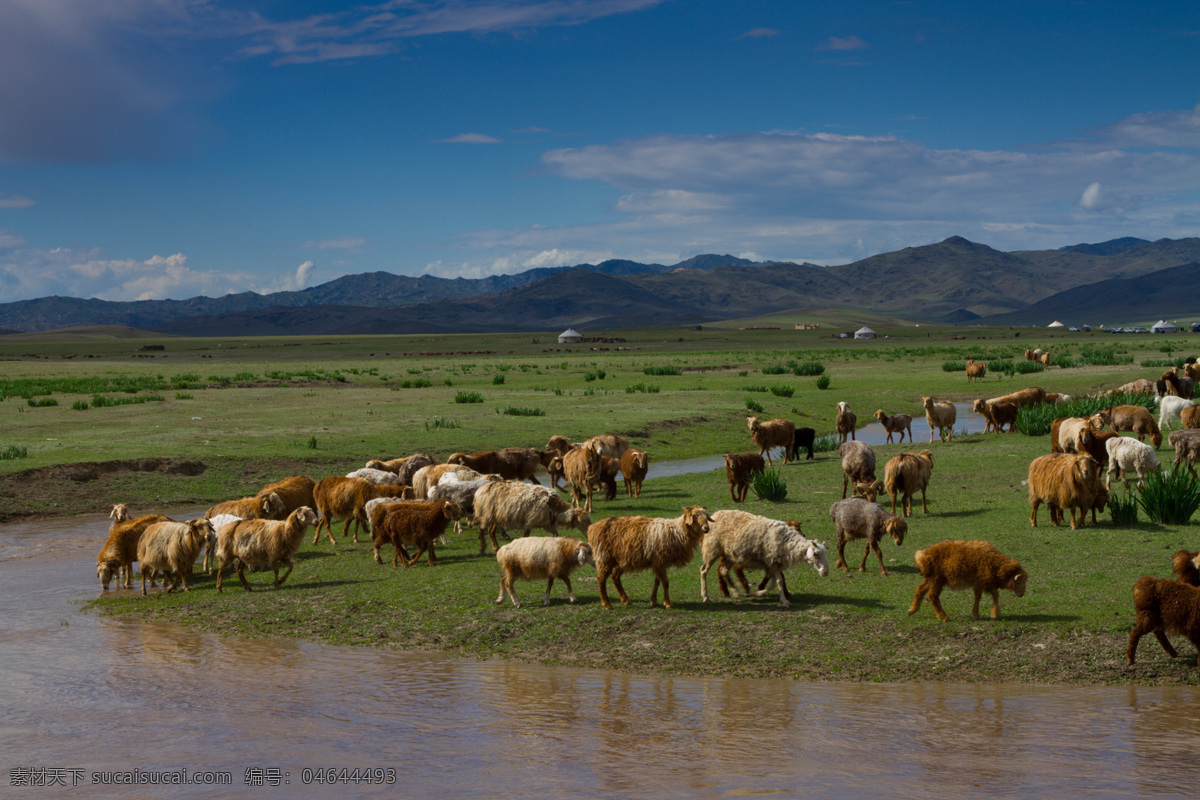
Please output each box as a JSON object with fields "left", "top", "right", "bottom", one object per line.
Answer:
{"left": 699, "top": 510, "right": 828, "bottom": 608}
{"left": 345, "top": 467, "right": 406, "bottom": 485}
{"left": 921, "top": 396, "right": 957, "bottom": 443}
{"left": 203, "top": 513, "right": 243, "bottom": 573}
{"left": 1106, "top": 436, "right": 1162, "bottom": 489}
{"left": 1159, "top": 396, "right": 1196, "bottom": 432}
{"left": 137, "top": 518, "right": 215, "bottom": 595}
{"left": 494, "top": 536, "right": 595, "bottom": 607}
{"left": 473, "top": 480, "right": 591, "bottom": 555}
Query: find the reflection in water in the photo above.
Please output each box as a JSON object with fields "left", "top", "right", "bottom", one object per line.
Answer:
{"left": 3, "top": 514, "right": 1200, "bottom": 798}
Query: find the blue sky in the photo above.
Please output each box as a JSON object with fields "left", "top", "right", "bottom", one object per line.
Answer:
{"left": 0, "top": 0, "right": 1197, "bottom": 303}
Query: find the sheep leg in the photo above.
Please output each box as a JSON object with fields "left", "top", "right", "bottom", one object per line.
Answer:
{"left": 863, "top": 539, "right": 888, "bottom": 576}
{"left": 700, "top": 556, "right": 715, "bottom": 602}
{"left": 235, "top": 561, "right": 253, "bottom": 592}
{"left": 908, "top": 578, "right": 931, "bottom": 616}
{"left": 425, "top": 542, "right": 438, "bottom": 566}
{"left": 274, "top": 564, "right": 294, "bottom": 589}
{"left": 543, "top": 577, "right": 556, "bottom": 605}
{"left": 766, "top": 566, "right": 790, "bottom": 607}
{"left": 835, "top": 532, "right": 851, "bottom": 574}
{"left": 920, "top": 488, "right": 928, "bottom": 514}
{"left": 1029, "top": 499, "right": 1041, "bottom": 528}
{"left": 496, "top": 575, "right": 520, "bottom": 607}
{"left": 610, "top": 571, "right": 632, "bottom": 607}
{"left": 927, "top": 579, "right": 950, "bottom": 621}
{"left": 842, "top": 474, "right": 849, "bottom": 500}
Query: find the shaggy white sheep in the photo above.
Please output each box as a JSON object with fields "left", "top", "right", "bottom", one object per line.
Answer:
{"left": 1105, "top": 436, "right": 1162, "bottom": 489}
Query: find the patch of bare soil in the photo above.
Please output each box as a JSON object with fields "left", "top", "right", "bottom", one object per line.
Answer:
{"left": 0, "top": 458, "right": 206, "bottom": 522}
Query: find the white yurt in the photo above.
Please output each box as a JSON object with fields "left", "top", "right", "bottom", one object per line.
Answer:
{"left": 854, "top": 326, "right": 877, "bottom": 339}
{"left": 557, "top": 328, "right": 584, "bottom": 344}
{"left": 1151, "top": 320, "right": 1178, "bottom": 334}
{"left": 1047, "top": 320, "right": 1066, "bottom": 328}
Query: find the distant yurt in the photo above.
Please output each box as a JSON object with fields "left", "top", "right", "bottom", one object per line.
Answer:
{"left": 1151, "top": 320, "right": 1178, "bottom": 334}
{"left": 854, "top": 326, "right": 877, "bottom": 340}
{"left": 1047, "top": 320, "right": 1066, "bottom": 328}
{"left": 557, "top": 328, "right": 584, "bottom": 344}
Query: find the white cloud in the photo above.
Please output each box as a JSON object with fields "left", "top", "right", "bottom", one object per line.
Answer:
{"left": 0, "top": 195, "right": 35, "bottom": 209}
{"left": 1079, "top": 182, "right": 1103, "bottom": 210}
{"left": 303, "top": 237, "right": 365, "bottom": 251}
{"left": 436, "top": 133, "right": 502, "bottom": 144}
{"left": 815, "top": 35, "right": 868, "bottom": 51}
{"left": 736, "top": 28, "right": 783, "bottom": 40}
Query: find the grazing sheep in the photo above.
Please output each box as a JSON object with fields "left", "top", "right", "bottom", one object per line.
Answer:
{"left": 311, "top": 476, "right": 416, "bottom": 545}
{"left": 1109, "top": 378, "right": 1157, "bottom": 397}
{"left": 411, "top": 463, "right": 486, "bottom": 499}
{"left": 921, "top": 396, "right": 957, "bottom": 443}
{"left": 987, "top": 387, "right": 1047, "bottom": 409}
{"left": 835, "top": 402, "right": 857, "bottom": 444}
{"left": 724, "top": 452, "right": 765, "bottom": 503}
{"left": 596, "top": 455, "right": 621, "bottom": 501}
{"left": 137, "top": 518, "right": 215, "bottom": 595}
{"left": 1173, "top": 550, "right": 1200, "bottom": 587}
{"left": 345, "top": 467, "right": 406, "bottom": 485}
{"left": 620, "top": 449, "right": 650, "bottom": 498}
{"left": 494, "top": 537, "right": 595, "bottom": 607}
{"left": 545, "top": 455, "right": 567, "bottom": 492}
{"left": 873, "top": 410, "right": 913, "bottom": 444}
{"left": 1027, "top": 453, "right": 1101, "bottom": 529}
{"left": 205, "top": 492, "right": 286, "bottom": 522}
{"left": 699, "top": 510, "right": 828, "bottom": 607}
{"left": 427, "top": 474, "right": 499, "bottom": 537}
{"left": 447, "top": 448, "right": 543, "bottom": 483}
{"left": 1159, "top": 396, "right": 1196, "bottom": 431}
{"left": 972, "top": 399, "right": 1018, "bottom": 434}
{"left": 1091, "top": 405, "right": 1163, "bottom": 449}
{"left": 1105, "top": 436, "right": 1162, "bottom": 489}
{"left": 839, "top": 441, "right": 876, "bottom": 500}
{"left": 562, "top": 442, "right": 603, "bottom": 513}
{"left": 255, "top": 476, "right": 317, "bottom": 516}
{"left": 1182, "top": 405, "right": 1200, "bottom": 429}
{"left": 1056, "top": 417, "right": 1098, "bottom": 454}
{"left": 1044, "top": 392, "right": 1072, "bottom": 405}
{"left": 965, "top": 360, "right": 987, "bottom": 382}
{"left": 883, "top": 450, "right": 934, "bottom": 517}
{"left": 788, "top": 427, "right": 817, "bottom": 461}
{"left": 828, "top": 498, "right": 907, "bottom": 576}
{"left": 369, "top": 499, "right": 464, "bottom": 567}
{"left": 1168, "top": 429, "right": 1200, "bottom": 475}
{"left": 747, "top": 416, "right": 795, "bottom": 466}
{"left": 472, "top": 480, "right": 591, "bottom": 555}
{"left": 96, "top": 514, "right": 171, "bottom": 590}
{"left": 908, "top": 540, "right": 1028, "bottom": 621}
{"left": 588, "top": 506, "right": 712, "bottom": 609}
{"left": 214, "top": 507, "right": 320, "bottom": 592}
{"left": 365, "top": 456, "right": 410, "bottom": 474}
{"left": 1126, "top": 576, "right": 1200, "bottom": 666}
{"left": 395, "top": 453, "right": 439, "bottom": 486}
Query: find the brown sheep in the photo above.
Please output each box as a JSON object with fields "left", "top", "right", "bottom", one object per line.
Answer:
{"left": 311, "top": 476, "right": 415, "bottom": 545}
{"left": 587, "top": 506, "right": 712, "bottom": 610}
{"left": 1108, "top": 378, "right": 1156, "bottom": 397}
{"left": 494, "top": 536, "right": 595, "bottom": 607}
{"left": 965, "top": 360, "right": 987, "bottom": 382}
{"left": 1091, "top": 405, "right": 1163, "bottom": 448}
{"left": 1127, "top": 576, "right": 1200, "bottom": 666}
{"left": 365, "top": 456, "right": 410, "bottom": 474}
{"left": 137, "top": 518, "right": 215, "bottom": 595}
{"left": 987, "top": 386, "right": 1046, "bottom": 409}
{"left": 1183, "top": 405, "right": 1200, "bottom": 429}
{"left": 908, "top": 539, "right": 1027, "bottom": 621}
{"left": 472, "top": 480, "right": 591, "bottom": 554}
{"left": 205, "top": 492, "right": 286, "bottom": 521}
{"left": 724, "top": 452, "right": 765, "bottom": 503}
{"left": 1172, "top": 550, "right": 1200, "bottom": 587}
{"left": 255, "top": 475, "right": 316, "bottom": 516}
{"left": 973, "top": 398, "right": 1018, "bottom": 434}
{"left": 215, "top": 507, "right": 320, "bottom": 592}
{"left": 447, "top": 448, "right": 543, "bottom": 483}
{"left": 596, "top": 455, "right": 621, "bottom": 501}
{"left": 835, "top": 402, "right": 857, "bottom": 444}
{"left": 369, "top": 498, "right": 464, "bottom": 567}
{"left": 747, "top": 416, "right": 795, "bottom": 465}
{"left": 96, "top": 514, "right": 172, "bottom": 590}
{"left": 839, "top": 441, "right": 876, "bottom": 500}
{"left": 563, "top": 443, "right": 602, "bottom": 512}
{"left": 545, "top": 455, "right": 567, "bottom": 492}
{"left": 873, "top": 410, "right": 913, "bottom": 444}
{"left": 1027, "top": 453, "right": 1101, "bottom": 530}
{"left": 920, "top": 396, "right": 956, "bottom": 443}
{"left": 883, "top": 450, "right": 934, "bottom": 517}
{"left": 828, "top": 497, "right": 907, "bottom": 576}
{"left": 109, "top": 503, "right": 131, "bottom": 527}
{"left": 620, "top": 449, "right": 649, "bottom": 498}
{"left": 545, "top": 434, "right": 577, "bottom": 455}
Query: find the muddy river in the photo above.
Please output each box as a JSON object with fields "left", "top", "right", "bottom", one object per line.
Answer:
{"left": 4, "top": 513, "right": 1200, "bottom": 798}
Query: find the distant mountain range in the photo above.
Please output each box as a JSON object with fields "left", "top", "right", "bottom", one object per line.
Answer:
{"left": 1, "top": 238, "right": 1198, "bottom": 335}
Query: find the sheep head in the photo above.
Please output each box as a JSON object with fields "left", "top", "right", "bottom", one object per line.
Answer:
{"left": 575, "top": 542, "right": 595, "bottom": 567}
{"left": 921, "top": 396, "right": 934, "bottom": 411}
{"left": 806, "top": 541, "right": 830, "bottom": 577}
{"left": 837, "top": 401, "right": 851, "bottom": 413}
{"left": 438, "top": 500, "right": 465, "bottom": 521}
{"left": 568, "top": 508, "right": 591, "bottom": 535}
{"left": 292, "top": 507, "right": 320, "bottom": 528}
{"left": 446, "top": 453, "right": 468, "bottom": 466}
{"left": 918, "top": 450, "right": 935, "bottom": 468}
{"left": 109, "top": 503, "right": 131, "bottom": 523}
{"left": 259, "top": 492, "right": 285, "bottom": 519}
{"left": 1007, "top": 569, "right": 1029, "bottom": 597}
{"left": 854, "top": 479, "right": 884, "bottom": 503}
{"left": 683, "top": 506, "right": 711, "bottom": 536}
{"left": 97, "top": 560, "right": 119, "bottom": 590}
{"left": 746, "top": 416, "right": 760, "bottom": 432}
{"left": 885, "top": 516, "right": 908, "bottom": 546}
{"left": 873, "top": 409, "right": 887, "bottom": 423}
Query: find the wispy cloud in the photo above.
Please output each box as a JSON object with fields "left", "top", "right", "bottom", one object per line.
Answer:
{"left": 436, "top": 133, "right": 502, "bottom": 144}
{"left": 736, "top": 27, "right": 783, "bottom": 40}
{"left": 303, "top": 237, "right": 366, "bottom": 251}
{"left": 0, "top": 195, "right": 35, "bottom": 209}
{"left": 815, "top": 35, "right": 868, "bottom": 51}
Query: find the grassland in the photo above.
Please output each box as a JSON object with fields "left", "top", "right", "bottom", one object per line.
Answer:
{"left": 3, "top": 319, "right": 1199, "bottom": 685}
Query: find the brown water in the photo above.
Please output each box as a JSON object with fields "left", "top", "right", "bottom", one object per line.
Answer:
{"left": 4, "top": 514, "right": 1200, "bottom": 798}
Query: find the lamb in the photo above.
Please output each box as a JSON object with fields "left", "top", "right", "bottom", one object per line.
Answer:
{"left": 1091, "top": 405, "right": 1163, "bottom": 449}
{"left": 96, "top": 514, "right": 171, "bottom": 590}
{"left": 1126, "top": 576, "right": 1200, "bottom": 665}
{"left": 1172, "top": 549, "right": 1200, "bottom": 587}
{"left": 835, "top": 402, "right": 857, "bottom": 444}
{"left": 369, "top": 498, "right": 464, "bottom": 567}
{"left": 788, "top": 427, "right": 817, "bottom": 461}
{"left": 1184, "top": 405, "right": 1200, "bottom": 429}
{"left": 699, "top": 510, "right": 828, "bottom": 607}
{"left": 562, "top": 442, "right": 603, "bottom": 512}
{"left": 920, "top": 396, "right": 957, "bottom": 443}
{"left": 1159, "top": 396, "right": 1196, "bottom": 431}
{"left": 972, "top": 399, "right": 1018, "bottom": 434}
{"left": 494, "top": 536, "right": 595, "bottom": 607}
{"left": 965, "top": 360, "right": 987, "bottom": 382}
{"left": 214, "top": 507, "right": 320, "bottom": 592}
{"left": 1028, "top": 453, "right": 1101, "bottom": 529}
{"left": 908, "top": 539, "right": 1028, "bottom": 621}
{"left": 311, "top": 476, "right": 416, "bottom": 545}
{"left": 839, "top": 441, "right": 877, "bottom": 500}
{"left": 828, "top": 498, "right": 907, "bottom": 576}
{"left": 587, "top": 506, "right": 712, "bottom": 609}
{"left": 1168, "top": 429, "right": 1200, "bottom": 475}
{"left": 136, "top": 518, "right": 215, "bottom": 595}
{"left": 987, "top": 387, "right": 1046, "bottom": 409}
{"left": 873, "top": 410, "right": 913, "bottom": 444}
{"left": 472, "top": 480, "right": 591, "bottom": 554}
{"left": 345, "top": 467, "right": 406, "bottom": 485}
{"left": 724, "top": 452, "right": 765, "bottom": 503}
{"left": 255, "top": 476, "right": 316, "bottom": 516}
{"left": 620, "top": 449, "right": 649, "bottom": 498}
{"left": 883, "top": 450, "right": 934, "bottom": 517}
{"left": 545, "top": 455, "right": 567, "bottom": 492}
{"left": 747, "top": 416, "right": 795, "bottom": 465}
{"left": 204, "top": 492, "right": 286, "bottom": 521}
{"left": 447, "top": 448, "right": 543, "bottom": 483}
{"left": 1106, "top": 436, "right": 1162, "bottom": 489}
{"left": 411, "top": 463, "right": 486, "bottom": 499}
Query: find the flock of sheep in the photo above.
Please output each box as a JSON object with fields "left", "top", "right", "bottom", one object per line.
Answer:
{"left": 92, "top": 357, "right": 1200, "bottom": 668}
